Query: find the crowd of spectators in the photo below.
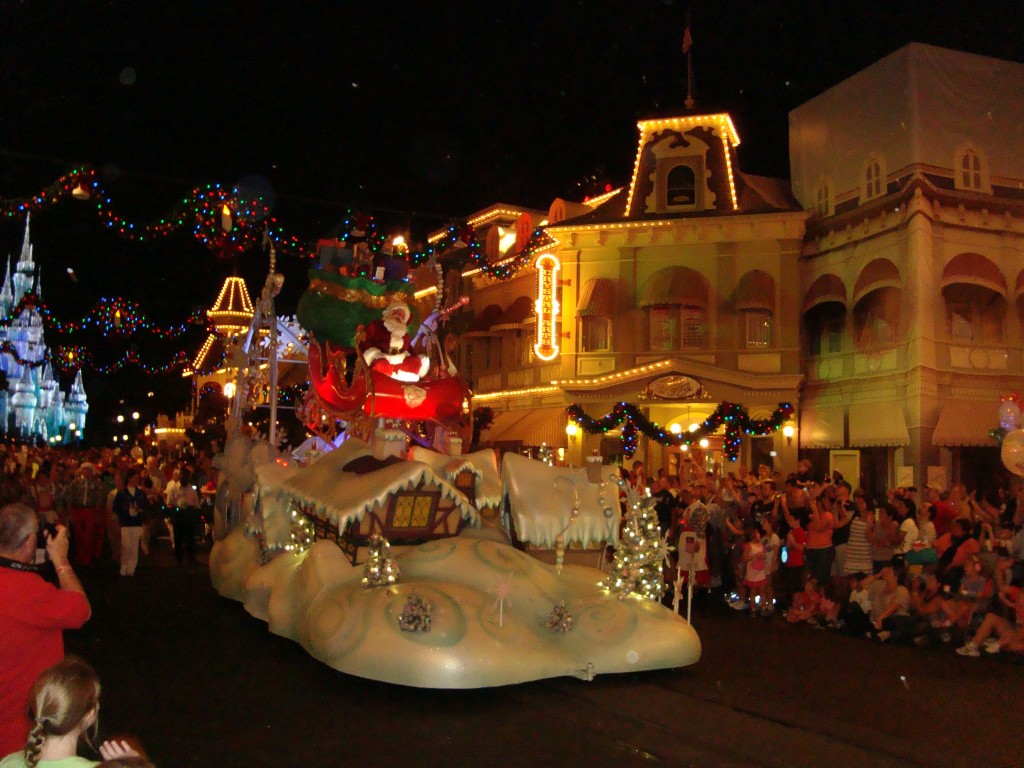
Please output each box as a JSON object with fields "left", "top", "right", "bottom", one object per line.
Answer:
{"left": 0, "top": 439, "right": 197, "bottom": 765}
{"left": 646, "top": 458, "right": 1024, "bottom": 658}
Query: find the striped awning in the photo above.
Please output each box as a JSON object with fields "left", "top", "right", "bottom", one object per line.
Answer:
{"left": 853, "top": 258, "right": 901, "bottom": 306}
{"left": 577, "top": 278, "right": 616, "bottom": 318}
{"left": 848, "top": 401, "right": 909, "bottom": 447}
{"left": 803, "top": 274, "right": 847, "bottom": 313}
{"left": 941, "top": 253, "right": 1007, "bottom": 298}
{"left": 799, "top": 405, "right": 845, "bottom": 449}
{"left": 463, "top": 304, "right": 504, "bottom": 337}
{"left": 483, "top": 406, "right": 568, "bottom": 446}
{"left": 491, "top": 296, "right": 535, "bottom": 332}
{"left": 932, "top": 402, "right": 999, "bottom": 447}
{"left": 640, "top": 267, "right": 709, "bottom": 308}
{"left": 734, "top": 269, "right": 776, "bottom": 311}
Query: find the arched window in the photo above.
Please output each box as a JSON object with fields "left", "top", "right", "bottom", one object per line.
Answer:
{"left": 666, "top": 164, "right": 697, "bottom": 207}
{"left": 863, "top": 155, "right": 885, "bottom": 201}
{"left": 954, "top": 144, "right": 989, "bottom": 193}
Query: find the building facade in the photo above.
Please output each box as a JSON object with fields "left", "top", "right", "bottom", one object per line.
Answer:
{"left": 445, "top": 44, "right": 1024, "bottom": 494}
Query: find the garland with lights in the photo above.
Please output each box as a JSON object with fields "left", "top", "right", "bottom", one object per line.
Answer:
{"left": 567, "top": 401, "right": 795, "bottom": 461}
{"left": 2, "top": 169, "right": 557, "bottom": 281}
{"left": 1, "top": 293, "right": 212, "bottom": 338}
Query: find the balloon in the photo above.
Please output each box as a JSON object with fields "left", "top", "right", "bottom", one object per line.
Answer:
{"left": 1001, "top": 429, "right": 1024, "bottom": 477}
{"left": 1000, "top": 399, "right": 1021, "bottom": 431}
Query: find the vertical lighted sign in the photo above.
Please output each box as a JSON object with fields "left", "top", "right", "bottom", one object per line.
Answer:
{"left": 533, "top": 253, "right": 560, "bottom": 361}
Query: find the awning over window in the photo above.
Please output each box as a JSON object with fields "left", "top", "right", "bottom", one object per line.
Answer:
{"left": 491, "top": 296, "right": 534, "bottom": 332}
{"left": 463, "top": 304, "right": 504, "bottom": 337}
{"left": 483, "top": 406, "right": 568, "bottom": 446}
{"left": 640, "top": 267, "right": 709, "bottom": 308}
{"left": 734, "top": 269, "right": 776, "bottom": 311}
{"left": 852, "top": 258, "right": 901, "bottom": 306}
{"left": 577, "top": 278, "right": 616, "bottom": 318}
{"left": 848, "top": 401, "right": 909, "bottom": 447}
{"left": 940, "top": 253, "right": 1007, "bottom": 298}
{"left": 803, "top": 274, "right": 847, "bottom": 313}
{"left": 932, "top": 402, "right": 999, "bottom": 447}
{"left": 799, "top": 405, "right": 845, "bottom": 449}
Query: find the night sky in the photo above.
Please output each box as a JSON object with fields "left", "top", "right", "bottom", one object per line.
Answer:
{"left": 1, "top": 0, "right": 1021, "bottom": 435}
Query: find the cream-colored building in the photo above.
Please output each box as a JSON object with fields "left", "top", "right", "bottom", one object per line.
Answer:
{"left": 791, "top": 43, "right": 1024, "bottom": 493}
{"left": 440, "top": 43, "right": 1024, "bottom": 495}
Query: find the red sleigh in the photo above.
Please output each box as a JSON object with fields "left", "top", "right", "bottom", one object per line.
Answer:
{"left": 307, "top": 335, "right": 470, "bottom": 423}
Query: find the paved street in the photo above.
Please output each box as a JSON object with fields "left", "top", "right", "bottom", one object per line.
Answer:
{"left": 66, "top": 544, "right": 1023, "bottom": 768}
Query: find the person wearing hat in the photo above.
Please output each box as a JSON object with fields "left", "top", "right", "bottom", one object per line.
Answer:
{"left": 359, "top": 301, "right": 430, "bottom": 383}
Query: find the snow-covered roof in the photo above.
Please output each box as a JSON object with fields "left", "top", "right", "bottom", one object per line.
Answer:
{"left": 501, "top": 453, "right": 620, "bottom": 549}
{"left": 277, "top": 451, "right": 480, "bottom": 531}
{"left": 408, "top": 446, "right": 503, "bottom": 509}
{"left": 291, "top": 435, "right": 332, "bottom": 461}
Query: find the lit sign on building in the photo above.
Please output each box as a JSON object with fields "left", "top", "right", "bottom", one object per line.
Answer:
{"left": 533, "top": 253, "right": 560, "bottom": 361}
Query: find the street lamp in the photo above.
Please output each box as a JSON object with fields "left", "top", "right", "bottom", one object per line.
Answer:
{"left": 565, "top": 422, "right": 579, "bottom": 444}
{"left": 131, "top": 411, "right": 140, "bottom": 420}
{"left": 116, "top": 415, "right": 125, "bottom": 423}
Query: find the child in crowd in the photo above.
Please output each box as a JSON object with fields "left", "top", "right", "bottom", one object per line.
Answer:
{"left": 786, "top": 576, "right": 821, "bottom": 623}
{"left": 957, "top": 585, "right": 1024, "bottom": 656}
{"left": 742, "top": 526, "right": 768, "bottom": 615}
{"left": 838, "top": 572, "right": 873, "bottom": 635}
{"left": 761, "top": 516, "right": 781, "bottom": 615}
{"left": 0, "top": 656, "right": 139, "bottom": 768}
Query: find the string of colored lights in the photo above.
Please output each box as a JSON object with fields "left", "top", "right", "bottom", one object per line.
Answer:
{"left": 0, "top": 293, "right": 213, "bottom": 338}
{"left": 1, "top": 168, "right": 555, "bottom": 280}
{"left": 567, "top": 402, "right": 795, "bottom": 461}
{"left": 51, "top": 344, "right": 226, "bottom": 376}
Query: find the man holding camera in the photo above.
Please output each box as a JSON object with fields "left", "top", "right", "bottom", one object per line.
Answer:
{"left": 0, "top": 502, "right": 91, "bottom": 755}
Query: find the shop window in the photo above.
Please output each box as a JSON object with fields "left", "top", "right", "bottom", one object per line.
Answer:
{"left": 681, "top": 308, "right": 707, "bottom": 349}
{"left": 648, "top": 306, "right": 679, "bottom": 350}
{"left": 804, "top": 303, "right": 845, "bottom": 356}
{"left": 743, "top": 310, "right": 772, "bottom": 348}
{"left": 487, "top": 337, "right": 503, "bottom": 370}
{"left": 946, "top": 292, "right": 1003, "bottom": 344}
{"left": 581, "top": 316, "right": 610, "bottom": 352}
{"left": 854, "top": 288, "right": 900, "bottom": 348}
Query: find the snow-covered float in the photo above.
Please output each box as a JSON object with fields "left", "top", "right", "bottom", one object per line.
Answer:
{"left": 501, "top": 452, "right": 620, "bottom": 570}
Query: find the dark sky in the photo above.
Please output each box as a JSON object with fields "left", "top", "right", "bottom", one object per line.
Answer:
{"left": 0, "top": 0, "right": 1022, "bottom": 434}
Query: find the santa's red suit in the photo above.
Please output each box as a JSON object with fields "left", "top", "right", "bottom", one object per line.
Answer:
{"left": 360, "top": 306, "right": 430, "bottom": 383}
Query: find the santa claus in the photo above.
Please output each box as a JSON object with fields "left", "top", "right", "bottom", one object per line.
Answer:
{"left": 359, "top": 301, "right": 430, "bottom": 383}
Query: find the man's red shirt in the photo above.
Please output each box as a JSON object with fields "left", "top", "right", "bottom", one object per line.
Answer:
{"left": 0, "top": 565, "right": 90, "bottom": 755}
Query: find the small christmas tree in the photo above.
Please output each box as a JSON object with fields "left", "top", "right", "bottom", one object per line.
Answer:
{"left": 600, "top": 490, "right": 667, "bottom": 602}
{"left": 361, "top": 533, "right": 400, "bottom": 588}
{"left": 547, "top": 601, "right": 574, "bottom": 633}
{"left": 398, "top": 593, "right": 432, "bottom": 632}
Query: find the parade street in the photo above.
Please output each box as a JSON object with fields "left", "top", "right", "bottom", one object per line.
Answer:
{"left": 67, "top": 547, "right": 1022, "bottom": 768}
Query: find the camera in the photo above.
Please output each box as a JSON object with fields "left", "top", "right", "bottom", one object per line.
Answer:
{"left": 36, "top": 522, "right": 58, "bottom": 549}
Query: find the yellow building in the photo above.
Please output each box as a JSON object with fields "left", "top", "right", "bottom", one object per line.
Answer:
{"left": 435, "top": 43, "right": 1024, "bottom": 494}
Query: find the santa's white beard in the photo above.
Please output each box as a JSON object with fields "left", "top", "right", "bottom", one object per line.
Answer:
{"left": 383, "top": 315, "right": 407, "bottom": 336}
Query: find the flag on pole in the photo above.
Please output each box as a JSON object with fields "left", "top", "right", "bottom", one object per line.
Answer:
{"left": 682, "top": 26, "right": 693, "bottom": 54}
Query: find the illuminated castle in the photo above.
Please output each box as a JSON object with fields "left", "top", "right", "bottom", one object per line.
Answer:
{"left": 0, "top": 214, "right": 87, "bottom": 443}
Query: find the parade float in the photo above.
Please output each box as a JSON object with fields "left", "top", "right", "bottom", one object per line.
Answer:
{"left": 209, "top": 246, "right": 700, "bottom": 688}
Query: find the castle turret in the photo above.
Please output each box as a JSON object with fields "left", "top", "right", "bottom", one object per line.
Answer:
{"left": 0, "top": 257, "right": 13, "bottom": 319}
{"left": 13, "top": 213, "right": 35, "bottom": 305}
{"left": 65, "top": 369, "right": 88, "bottom": 438}
{"left": 10, "top": 366, "right": 37, "bottom": 436}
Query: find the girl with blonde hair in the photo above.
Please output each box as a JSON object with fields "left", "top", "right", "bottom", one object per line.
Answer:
{"left": 0, "top": 657, "right": 137, "bottom": 768}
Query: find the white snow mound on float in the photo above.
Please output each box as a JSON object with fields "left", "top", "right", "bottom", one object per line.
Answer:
{"left": 210, "top": 530, "right": 700, "bottom": 688}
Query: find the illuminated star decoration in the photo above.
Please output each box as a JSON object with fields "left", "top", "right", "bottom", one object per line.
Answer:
{"left": 656, "top": 531, "right": 675, "bottom": 571}
{"left": 493, "top": 572, "right": 514, "bottom": 628}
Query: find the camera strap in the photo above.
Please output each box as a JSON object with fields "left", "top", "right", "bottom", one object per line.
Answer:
{"left": 0, "top": 555, "right": 41, "bottom": 574}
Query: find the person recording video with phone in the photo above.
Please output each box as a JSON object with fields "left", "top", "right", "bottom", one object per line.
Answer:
{"left": 0, "top": 502, "right": 91, "bottom": 755}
